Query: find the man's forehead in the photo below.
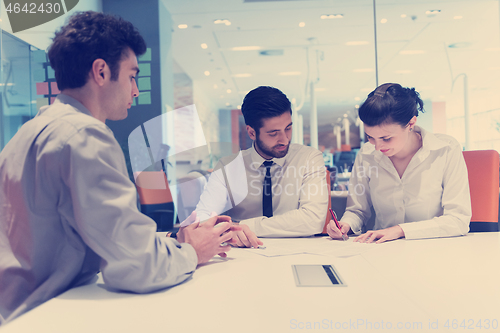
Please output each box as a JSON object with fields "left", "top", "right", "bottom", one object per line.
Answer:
{"left": 261, "top": 112, "right": 292, "bottom": 129}
{"left": 120, "top": 48, "right": 139, "bottom": 68}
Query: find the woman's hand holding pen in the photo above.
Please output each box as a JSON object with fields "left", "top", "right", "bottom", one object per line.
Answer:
{"left": 327, "top": 220, "right": 351, "bottom": 240}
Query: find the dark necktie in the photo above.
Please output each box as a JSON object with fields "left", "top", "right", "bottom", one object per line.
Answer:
{"left": 262, "top": 161, "right": 273, "bottom": 218}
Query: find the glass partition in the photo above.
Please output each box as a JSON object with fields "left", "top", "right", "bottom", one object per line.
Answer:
{"left": 376, "top": 0, "right": 500, "bottom": 151}
{"left": 0, "top": 31, "right": 39, "bottom": 151}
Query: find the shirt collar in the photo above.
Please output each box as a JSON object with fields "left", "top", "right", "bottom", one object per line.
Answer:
{"left": 250, "top": 142, "right": 287, "bottom": 168}
{"left": 51, "top": 93, "right": 93, "bottom": 117}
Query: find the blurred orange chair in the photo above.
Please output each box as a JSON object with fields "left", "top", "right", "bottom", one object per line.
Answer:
{"left": 340, "top": 144, "right": 351, "bottom": 152}
{"left": 463, "top": 150, "right": 499, "bottom": 232}
{"left": 134, "top": 171, "right": 176, "bottom": 231}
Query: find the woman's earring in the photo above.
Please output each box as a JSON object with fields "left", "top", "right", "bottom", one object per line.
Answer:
{"left": 410, "top": 127, "right": 413, "bottom": 132}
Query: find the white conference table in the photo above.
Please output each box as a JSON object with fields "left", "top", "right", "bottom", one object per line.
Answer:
{"left": 3, "top": 233, "right": 500, "bottom": 333}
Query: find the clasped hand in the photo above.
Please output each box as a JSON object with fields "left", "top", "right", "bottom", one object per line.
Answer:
{"left": 177, "top": 212, "right": 242, "bottom": 264}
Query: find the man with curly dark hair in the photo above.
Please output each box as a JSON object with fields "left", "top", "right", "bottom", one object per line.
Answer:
{"left": 0, "top": 11, "right": 238, "bottom": 324}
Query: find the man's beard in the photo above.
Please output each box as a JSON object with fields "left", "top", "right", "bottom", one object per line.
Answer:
{"left": 255, "top": 135, "right": 290, "bottom": 158}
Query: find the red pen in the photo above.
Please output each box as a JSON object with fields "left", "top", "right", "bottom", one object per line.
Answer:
{"left": 329, "top": 208, "right": 347, "bottom": 241}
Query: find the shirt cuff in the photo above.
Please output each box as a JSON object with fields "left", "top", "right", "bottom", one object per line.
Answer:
{"left": 178, "top": 241, "right": 199, "bottom": 267}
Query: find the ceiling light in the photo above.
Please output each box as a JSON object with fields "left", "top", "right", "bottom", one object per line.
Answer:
{"left": 213, "top": 84, "right": 218, "bottom": 89}
{"left": 399, "top": 50, "right": 426, "bottom": 55}
{"left": 395, "top": 70, "right": 413, "bottom": 74}
{"left": 299, "top": 22, "right": 306, "bottom": 27}
{"left": 178, "top": 24, "right": 188, "bottom": 29}
{"left": 214, "top": 19, "right": 231, "bottom": 25}
{"left": 225, "top": 102, "right": 230, "bottom": 106}
{"left": 231, "top": 46, "right": 261, "bottom": 51}
{"left": 425, "top": 10, "right": 441, "bottom": 17}
{"left": 233, "top": 73, "right": 252, "bottom": 78}
{"left": 291, "top": 98, "right": 296, "bottom": 104}
{"left": 278, "top": 71, "right": 301, "bottom": 76}
{"left": 353, "top": 68, "right": 374, "bottom": 73}
{"left": 454, "top": 16, "right": 463, "bottom": 20}
{"left": 237, "top": 105, "right": 241, "bottom": 109}
{"left": 380, "top": 18, "right": 388, "bottom": 24}
{"left": 401, "top": 14, "right": 407, "bottom": 18}
{"left": 320, "top": 14, "right": 343, "bottom": 19}
{"left": 354, "top": 97, "right": 361, "bottom": 101}
{"left": 226, "top": 89, "right": 232, "bottom": 94}
{"left": 201, "top": 43, "right": 208, "bottom": 49}
{"left": 345, "top": 41, "right": 369, "bottom": 46}
{"left": 204, "top": 71, "right": 210, "bottom": 76}
{"left": 355, "top": 105, "right": 360, "bottom": 109}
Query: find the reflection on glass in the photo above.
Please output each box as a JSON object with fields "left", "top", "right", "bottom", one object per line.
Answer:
{"left": 1, "top": 31, "right": 34, "bottom": 150}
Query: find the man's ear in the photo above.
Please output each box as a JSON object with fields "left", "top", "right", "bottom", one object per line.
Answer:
{"left": 246, "top": 125, "right": 257, "bottom": 141}
{"left": 90, "top": 59, "right": 108, "bottom": 86}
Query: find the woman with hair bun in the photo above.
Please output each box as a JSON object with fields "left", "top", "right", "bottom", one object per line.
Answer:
{"left": 327, "top": 83, "right": 471, "bottom": 243}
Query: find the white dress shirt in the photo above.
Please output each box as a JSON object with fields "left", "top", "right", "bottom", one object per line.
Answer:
{"left": 341, "top": 126, "right": 471, "bottom": 240}
{"left": 0, "top": 95, "right": 198, "bottom": 324}
{"left": 196, "top": 143, "right": 328, "bottom": 237}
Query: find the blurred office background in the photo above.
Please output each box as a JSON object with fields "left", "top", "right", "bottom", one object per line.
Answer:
{"left": 1, "top": 0, "right": 499, "bottom": 185}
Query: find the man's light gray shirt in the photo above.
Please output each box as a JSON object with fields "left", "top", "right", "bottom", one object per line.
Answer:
{"left": 0, "top": 95, "right": 197, "bottom": 324}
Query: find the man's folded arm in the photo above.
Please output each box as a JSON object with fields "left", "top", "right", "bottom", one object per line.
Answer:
{"left": 62, "top": 126, "right": 198, "bottom": 293}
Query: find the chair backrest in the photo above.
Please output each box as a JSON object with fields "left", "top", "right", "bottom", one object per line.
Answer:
{"left": 463, "top": 150, "right": 500, "bottom": 232}
{"left": 322, "top": 169, "right": 332, "bottom": 234}
{"left": 134, "top": 171, "right": 173, "bottom": 205}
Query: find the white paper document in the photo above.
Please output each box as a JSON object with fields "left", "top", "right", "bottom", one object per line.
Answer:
{"left": 246, "top": 237, "right": 377, "bottom": 258}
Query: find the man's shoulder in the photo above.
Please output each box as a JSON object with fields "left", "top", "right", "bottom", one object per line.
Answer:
{"left": 287, "top": 143, "right": 322, "bottom": 159}
{"left": 39, "top": 101, "right": 106, "bottom": 132}
{"left": 217, "top": 146, "right": 253, "bottom": 166}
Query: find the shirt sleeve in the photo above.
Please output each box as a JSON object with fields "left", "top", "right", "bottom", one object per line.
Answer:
{"left": 399, "top": 142, "right": 471, "bottom": 240}
{"left": 340, "top": 154, "right": 373, "bottom": 235}
{"left": 195, "top": 161, "right": 232, "bottom": 222}
{"left": 60, "top": 125, "right": 198, "bottom": 293}
{"left": 240, "top": 150, "right": 328, "bottom": 237}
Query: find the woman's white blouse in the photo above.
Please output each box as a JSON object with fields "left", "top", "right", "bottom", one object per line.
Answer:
{"left": 341, "top": 126, "right": 471, "bottom": 240}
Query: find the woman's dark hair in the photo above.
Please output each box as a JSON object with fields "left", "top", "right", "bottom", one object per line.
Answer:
{"left": 358, "top": 83, "right": 424, "bottom": 127}
{"left": 241, "top": 86, "right": 292, "bottom": 133}
{"left": 48, "top": 11, "right": 146, "bottom": 91}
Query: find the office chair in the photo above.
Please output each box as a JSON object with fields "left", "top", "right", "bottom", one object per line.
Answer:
{"left": 335, "top": 151, "right": 357, "bottom": 173}
{"left": 463, "top": 150, "right": 500, "bottom": 232}
{"left": 134, "top": 171, "right": 176, "bottom": 231}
